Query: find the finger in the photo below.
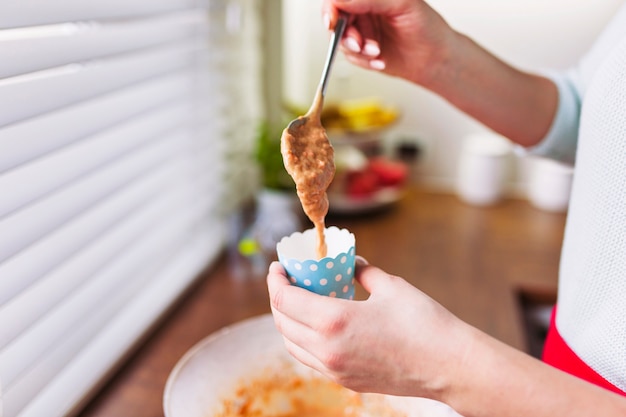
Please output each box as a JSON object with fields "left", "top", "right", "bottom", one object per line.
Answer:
{"left": 363, "top": 39, "right": 382, "bottom": 59}
{"left": 272, "top": 307, "right": 326, "bottom": 361}
{"left": 355, "top": 255, "right": 369, "bottom": 272}
{"left": 354, "top": 264, "right": 394, "bottom": 295}
{"left": 343, "top": 25, "right": 363, "bottom": 54}
{"left": 321, "top": 0, "right": 335, "bottom": 30}
{"left": 271, "top": 307, "right": 339, "bottom": 377}
{"left": 267, "top": 262, "right": 301, "bottom": 313}
{"left": 272, "top": 306, "right": 338, "bottom": 355}
{"left": 343, "top": 51, "right": 386, "bottom": 71}
{"left": 266, "top": 261, "right": 292, "bottom": 295}
{"left": 322, "top": 0, "right": 357, "bottom": 31}
{"left": 352, "top": 15, "right": 381, "bottom": 58}
{"left": 268, "top": 260, "right": 289, "bottom": 279}
{"left": 281, "top": 335, "right": 329, "bottom": 375}
{"left": 267, "top": 264, "right": 349, "bottom": 328}
{"left": 267, "top": 265, "right": 308, "bottom": 312}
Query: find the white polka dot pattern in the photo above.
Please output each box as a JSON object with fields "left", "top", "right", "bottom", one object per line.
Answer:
{"left": 278, "top": 246, "right": 356, "bottom": 300}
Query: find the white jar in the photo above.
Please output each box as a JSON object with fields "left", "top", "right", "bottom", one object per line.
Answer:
{"left": 456, "top": 133, "right": 512, "bottom": 206}
{"left": 526, "top": 157, "right": 574, "bottom": 213}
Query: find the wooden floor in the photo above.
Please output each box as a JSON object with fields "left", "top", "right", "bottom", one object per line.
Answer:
{"left": 78, "top": 185, "right": 566, "bottom": 417}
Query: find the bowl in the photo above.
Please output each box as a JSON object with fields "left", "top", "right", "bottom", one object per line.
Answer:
{"left": 163, "top": 314, "right": 463, "bottom": 417}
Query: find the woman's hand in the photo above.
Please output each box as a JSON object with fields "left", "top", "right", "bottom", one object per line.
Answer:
{"left": 321, "top": 0, "right": 558, "bottom": 146}
{"left": 322, "top": 0, "right": 456, "bottom": 87}
{"left": 268, "top": 260, "right": 626, "bottom": 417}
{"left": 266, "top": 260, "right": 473, "bottom": 400}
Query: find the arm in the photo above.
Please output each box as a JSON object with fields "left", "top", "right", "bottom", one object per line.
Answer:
{"left": 424, "top": 33, "right": 558, "bottom": 148}
{"left": 323, "top": 0, "right": 558, "bottom": 147}
{"left": 454, "top": 319, "right": 626, "bottom": 417}
{"left": 267, "top": 261, "right": 626, "bottom": 417}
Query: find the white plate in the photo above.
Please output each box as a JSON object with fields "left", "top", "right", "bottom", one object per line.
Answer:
{"left": 329, "top": 187, "right": 405, "bottom": 215}
{"left": 163, "top": 314, "right": 462, "bottom": 417}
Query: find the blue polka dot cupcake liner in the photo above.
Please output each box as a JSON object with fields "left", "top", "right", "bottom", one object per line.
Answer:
{"left": 276, "top": 227, "right": 356, "bottom": 300}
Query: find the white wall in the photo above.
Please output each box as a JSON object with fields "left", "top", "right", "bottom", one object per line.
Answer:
{"left": 282, "top": 0, "right": 625, "bottom": 191}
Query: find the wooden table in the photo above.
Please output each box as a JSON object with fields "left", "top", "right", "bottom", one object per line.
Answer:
{"left": 78, "top": 186, "right": 566, "bottom": 417}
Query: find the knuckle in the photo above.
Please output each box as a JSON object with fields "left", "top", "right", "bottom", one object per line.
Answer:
{"left": 319, "top": 310, "right": 349, "bottom": 336}
{"left": 322, "top": 349, "right": 348, "bottom": 373}
{"left": 344, "top": 379, "right": 366, "bottom": 393}
{"left": 330, "top": 372, "right": 362, "bottom": 392}
{"left": 321, "top": 345, "right": 350, "bottom": 377}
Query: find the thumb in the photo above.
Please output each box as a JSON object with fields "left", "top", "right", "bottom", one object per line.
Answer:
{"left": 354, "top": 263, "right": 395, "bottom": 295}
{"left": 323, "top": 0, "right": 391, "bottom": 30}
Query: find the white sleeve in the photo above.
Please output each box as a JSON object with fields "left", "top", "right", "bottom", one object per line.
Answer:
{"left": 523, "top": 70, "right": 581, "bottom": 165}
{"left": 522, "top": 3, "right": 626, "bottom": 166}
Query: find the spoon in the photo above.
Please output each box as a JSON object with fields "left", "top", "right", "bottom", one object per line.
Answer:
{"left": 281, "top": 14, "right": 348, "bottom": 259}
{"left": 287, "top": 13, "right": 348, "bottom": 131}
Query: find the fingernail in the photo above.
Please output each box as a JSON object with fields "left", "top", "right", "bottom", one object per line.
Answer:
{"left": 355, "top": 255, "right": 369, "bottom": 266}
{"left": 323, "top": 13, "right": 330, "bottom": 30}
{"left": 344, "top": 37, "right": 361, "bottom": 53}
{"left": 369, "top": 59, "right": 386, "bottom": 70}
{"left": 363, "top": 41, "right": 380, "bottom": 57}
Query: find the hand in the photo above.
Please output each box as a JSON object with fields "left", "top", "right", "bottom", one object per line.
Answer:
{"left": 322, "top": 0, "right": 558, "bottom": 146}
{"left": 322, "top": 0, "right": 456, "bottom": 86}
{"left": 266, "top": 260, "right": 473, "bottom": 400}
{"left": 268, "top": 261, "right": 626, "bottom": 417}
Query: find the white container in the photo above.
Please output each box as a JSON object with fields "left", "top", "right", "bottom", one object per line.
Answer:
{"left": 456, "top": 132, "right": 512, "bottom": 206}
{"left": 164, "top": 314, "right": 463, "bottom": 417}
{"left": 526, "top": 157, "right": 574, "bottom": 212}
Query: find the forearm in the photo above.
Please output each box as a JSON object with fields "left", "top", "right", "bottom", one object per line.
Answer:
{"left": 419, "top": 32, "right": 558, "bottom": 147}
{"left": 444, "top": 325, "right": 626, "bottom": 417}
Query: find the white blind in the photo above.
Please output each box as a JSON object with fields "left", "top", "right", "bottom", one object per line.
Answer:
{"left": 0, "top": 1, "right": 263, "bottom": 416}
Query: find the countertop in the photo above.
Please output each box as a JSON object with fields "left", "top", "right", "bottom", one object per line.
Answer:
{"left": 78, "top": 185, "right": 566, "bottom": 417}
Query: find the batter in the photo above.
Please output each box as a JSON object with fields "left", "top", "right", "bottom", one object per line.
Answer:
{"left": 281, "top": 109, "right": 335, "bottom": 260}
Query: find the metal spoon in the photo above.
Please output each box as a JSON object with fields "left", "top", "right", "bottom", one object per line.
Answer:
{"left": 286, "top": 13, "right": 348, "bottom": 132}
{"left": 281, "top": 14, "right": 348, "bottom": 259}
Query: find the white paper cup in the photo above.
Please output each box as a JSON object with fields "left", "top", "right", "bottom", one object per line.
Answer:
{"left": 456, "top": 132, "right": 512, "bottom": 206}
{"left": 276, "top": 227, "right": 356, "bottom": 299}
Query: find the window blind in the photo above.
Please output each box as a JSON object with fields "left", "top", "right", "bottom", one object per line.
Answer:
{"left": 0, "top": 1, "right": 263, "bottom": 416}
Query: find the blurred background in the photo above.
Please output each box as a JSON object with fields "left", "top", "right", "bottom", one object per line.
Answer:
{"left": 0, "top": 1, "right": 624, "bottom": 416}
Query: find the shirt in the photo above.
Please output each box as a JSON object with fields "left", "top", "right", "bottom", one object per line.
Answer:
{"left": 530, "top": 3, "right": 626, "bottom": 392}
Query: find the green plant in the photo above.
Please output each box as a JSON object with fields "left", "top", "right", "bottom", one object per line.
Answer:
{"left": 254, "top": 121, "right": 294, "bottom": 191}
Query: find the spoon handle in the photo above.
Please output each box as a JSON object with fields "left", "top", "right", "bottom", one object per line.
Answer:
{"left": 318, "top": 13, "right": 348, "bottom": 98}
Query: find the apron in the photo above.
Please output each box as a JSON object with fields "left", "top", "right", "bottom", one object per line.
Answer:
{"left": 542, "top": 307, "right": 626, "bottom": 396}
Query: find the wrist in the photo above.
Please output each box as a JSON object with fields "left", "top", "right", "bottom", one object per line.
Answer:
{"left": 410, "top": 28, "right": 463, "bottom": 91}
{"left": 433, "top": 321, "right": 484, "bottom": 407}
{"left": 416, "top": 30, "right": 471, "bottom": 95}
{"left": 403, "top": 313, "right": 479, "bottom": 404}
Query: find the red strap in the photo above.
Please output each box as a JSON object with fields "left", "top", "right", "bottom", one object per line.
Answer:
{"left": 542, "top": 306, "right": 625, "bottom": 396}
